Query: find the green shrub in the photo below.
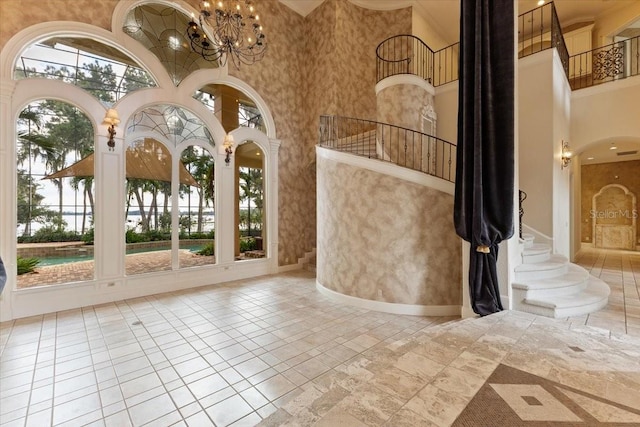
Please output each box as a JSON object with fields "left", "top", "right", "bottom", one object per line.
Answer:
{"left": 179, "top": 230, "right": 215, "bottom": 240}
{"left": 126, "top": 229, "right": 147, "bottom": 243}
{"left": 20, "top": 227, "right": 81, "bottom": 243}
{"left": 239, "top": 237, "right": 257, "bottom": 252}
{"left": 145, "top": 230, "right": 170, "bottom": 241}
{"left": 82, "top": 228, "right": 94, "bottom": 244}
{"left": 196, "top": 243, "right": 214, "bottom": 256}
{"left": 17, "top": 256, "right": 39, "bottom": 275}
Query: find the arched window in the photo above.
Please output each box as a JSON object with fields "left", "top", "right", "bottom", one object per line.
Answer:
{"left": 236, "top": 141, "right": 265, "bottom": 260}
{"left": 15, "top": 37, "right": 156, "bottom": 101}
{"left": 124, "top": 104, "right": 216, "bottom": 275}
{"left": 16, "top": 100, "right": 95, "bottom": 288}
{"left": 123, "top": 3, "right": 219, "bottom": 86}
{"left": 179, "top": 145, "right": 216, "bottom": 268}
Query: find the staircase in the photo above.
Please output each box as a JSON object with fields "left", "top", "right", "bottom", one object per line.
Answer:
{"left": 335, "top": 129, "right": 378, "bottom": 159}
{"left": 512, "top": 234, "right": 610, "bottom": 318}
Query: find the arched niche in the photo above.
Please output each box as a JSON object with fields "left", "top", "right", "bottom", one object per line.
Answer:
{"left": 592, "top": 183, "right": 636, "bottom": 250}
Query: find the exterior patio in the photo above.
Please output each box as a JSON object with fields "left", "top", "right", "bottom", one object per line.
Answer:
{"left": 16, "top": 250, "right": 216, "bottom": 289}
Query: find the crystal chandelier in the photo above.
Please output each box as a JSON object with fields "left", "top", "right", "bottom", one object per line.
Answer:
{"left": 187, "top": 0, "right": 267, "bottom": 68}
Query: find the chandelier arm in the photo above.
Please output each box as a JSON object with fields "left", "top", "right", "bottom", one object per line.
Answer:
{"left": 186, "top": 0, "right": 267, "bottom": 68}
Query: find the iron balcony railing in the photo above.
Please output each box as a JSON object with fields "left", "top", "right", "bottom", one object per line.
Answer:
{"left": 375, "top": 34, "right": 459, "bottom": 87}
{"left": 568, "top": 35, "right": 640, "bottom": 90}
{"left": 376, "top": 34, "right": 434, "bottom": 84}
{"left": 376, "top": 2, "right": 639, "bottom": 92}
{"left": 318, "top": 115, "right": 456, "bottom": 183}
{"left": 433, "top": 42, "right": 460, "bottom": 87}
{"left": 518, "top": 1, "right": 569, "bottom": 77}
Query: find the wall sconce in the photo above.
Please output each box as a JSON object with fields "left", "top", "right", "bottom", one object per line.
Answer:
{"left": 223, "top": 134, "right": 234, "bottom": 165}
{"left": 103, "top": 109, "right": 120, "bottom": 151}
{"left": 561, "top": 140, "right": 572, "bottom": 169}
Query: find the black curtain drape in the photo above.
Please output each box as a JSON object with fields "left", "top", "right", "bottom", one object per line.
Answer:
{"left": 454, "top": 0, "right": 515, "bottom": 316}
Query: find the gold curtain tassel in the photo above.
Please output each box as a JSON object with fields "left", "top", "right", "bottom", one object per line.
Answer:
{"left": 476, "top": 245, "right": 490, "bottom": 254}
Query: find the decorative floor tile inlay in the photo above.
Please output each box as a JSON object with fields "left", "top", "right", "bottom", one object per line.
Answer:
{"left": 453, "top": 364, "right": 640, "bottom": 426}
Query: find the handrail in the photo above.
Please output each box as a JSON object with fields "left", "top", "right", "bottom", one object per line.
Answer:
{"left": 568, "top": 35, "right": 640, "bottom": 90}
{"left": 375, "top": 2, "right": 637, "bottom": 93}
{"left": 318, "top": 115, "right": 456, "bottom": 183}
{"left": 522, "top": 224, "right": 555, "bottom": 247}
{"left": 519, "top": 190, "right": 527, "bottom": 239}
{"left": 433, "top": 42, "right": 460, "bottom": 87}
{"left": 376, "top": 34, "right": 434, "bottom": 84}
{"left": 518, "top": 1, "right": 569, "bottom": 78}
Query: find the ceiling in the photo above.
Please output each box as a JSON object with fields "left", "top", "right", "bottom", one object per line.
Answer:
{"left": 579, "top": 139, "right": 640, "bottom": 165}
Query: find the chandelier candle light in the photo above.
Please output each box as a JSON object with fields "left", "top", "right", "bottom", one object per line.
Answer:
{"left": 187, "top": 0, "right": 267, "bottom": 68}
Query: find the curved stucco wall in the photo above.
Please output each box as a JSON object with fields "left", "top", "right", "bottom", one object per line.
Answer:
{"left": 316, "top": 148, "right": 461, "bottom": 310}
{"left": 376, "top": 76, "right": 434, "bottom": 131}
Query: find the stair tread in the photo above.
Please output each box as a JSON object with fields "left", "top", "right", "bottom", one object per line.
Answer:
{"left": 515, "top": 254, "right": 567, "bottom": 272}
{"left": 513, "top": 264, "right": 589, "bottom": 290}
{"left": 524, "top": 278, "right": 610, "bottom": 309}
{"left": 523, "top": 243, "right": 551, "bottom": 256}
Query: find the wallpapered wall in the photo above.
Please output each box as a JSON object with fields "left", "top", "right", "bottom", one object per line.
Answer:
{"left": 581, "top": 160, "right": 640, "bottom": 248}
{"left": 317, "top": 154, "right": 461, "bottom": 306}
{"left": 0, "top": 0, "right": 413, "bottom": 266}
{"left": 377, "top": 84, "right": 433, "bottom": 131}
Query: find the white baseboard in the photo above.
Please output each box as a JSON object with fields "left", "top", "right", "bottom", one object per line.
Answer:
{"left": 278, "top": 263, "right": 303, "bottom": 273}
{"left": 316, "top": 280, "right": 460, "bottom": 317}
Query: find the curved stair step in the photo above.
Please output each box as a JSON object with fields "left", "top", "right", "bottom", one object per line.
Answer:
{"left": 514, "top": 254, "right": 568, "bottom": 280}
{"left": 522, "top": 233, "right": 535, "bottom": 248}
{"left": 513, "top": 264, "right": 590, "bottom": 297}
{"left": 522, "top": 243, "right": 552, "bottom": 264}
{"left": 522, "top": 277, "right": 610, "bottom": 318}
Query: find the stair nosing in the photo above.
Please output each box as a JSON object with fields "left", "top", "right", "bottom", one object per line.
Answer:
{"left": 522, "top": 279, "right": 610, "bottom": 309}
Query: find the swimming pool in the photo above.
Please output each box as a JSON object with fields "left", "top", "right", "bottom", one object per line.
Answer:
{"left": 37, "top": 244, "right": 206, "bottom": 266}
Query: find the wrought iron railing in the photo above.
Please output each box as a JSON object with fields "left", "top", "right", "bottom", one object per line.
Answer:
{"left": 433, "top": 42, "right": 460, "bottom": 87}
{"left": 376, "top": 35, "right": 434, "bottom": 84}
{"left": 318, "top": 115, "right": 456, "bottom": 183}
{"left": 519, "top": 190, "right": 527, "bottom": 239}
{"left": 568, "top": 35, "right": 640, "bottom": 90}
{"left": 518, "top": 1, "right": 569, "bottom": 77}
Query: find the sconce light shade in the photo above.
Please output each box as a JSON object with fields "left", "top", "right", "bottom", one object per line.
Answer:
{"left": 561, "top": 140, "right": 572, "bottom": 169}
{"left": 103, "top": 109, "right": 120, "bottom": 126}
{"left": 103, "top": 109, "right": 120, "bottom": 151}
{"left": 223, "top": 134, "right": 234, "bottom": 165}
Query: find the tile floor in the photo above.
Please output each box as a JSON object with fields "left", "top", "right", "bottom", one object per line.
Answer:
{"left": 0, "top": 249, "right": 639, "bottom": 427}
{"left": 572, "top": 247, "right": 640, "bottom": 336}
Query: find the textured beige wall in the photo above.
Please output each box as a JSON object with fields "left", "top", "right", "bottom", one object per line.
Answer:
{"left": 317, "top": 155, "right": 461, "bottom": 306}
{"left": 228, "top": 0, "right": 311, "bottom": 264}
{"left": 376, "top": 84, "right": 433, "bottom": 131}
{"left": 581, "top": 160, "right": 640, "bottom": 247}
{"left": 334, "top": 2, "right": 412, "bottom": 120}
{"left": 232, "top": 0, "right": 412, "bottom": 265}
{"left": 376, "top": 84, "right": 435, "bottom": 171}
{"left": 0, "top": 0, "right": 117, "bottom": 48}
{"left": 297, "top": 0, "right": 411, "bottom": 264}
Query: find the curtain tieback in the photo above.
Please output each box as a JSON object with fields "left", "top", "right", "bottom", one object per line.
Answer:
{"left": 476, "top": 245, "right": 490, "bottom": 254}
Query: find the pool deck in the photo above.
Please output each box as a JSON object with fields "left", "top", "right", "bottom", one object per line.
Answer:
{"left": 16, "top": 250, "right": 216, "bottom": 289}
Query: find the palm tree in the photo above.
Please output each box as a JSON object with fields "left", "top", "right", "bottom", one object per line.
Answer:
{"left": 181, "top": 146, "right": 215, "bottom": 233}
{"left": 239, "top": 167, "right": 263, "bottom": 236}
{"left": 16, "top": 106, "right": 57, "bottom": 236}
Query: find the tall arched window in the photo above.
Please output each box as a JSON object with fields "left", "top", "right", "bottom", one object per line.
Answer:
{"left": 124, "top": 104, "right": 216, "bottom": 274}
{"left": 16, "top": 101, "right": 95, "bottom": 288}
{"left": 179, "top": 145, "right": 216, "bottom": 269}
